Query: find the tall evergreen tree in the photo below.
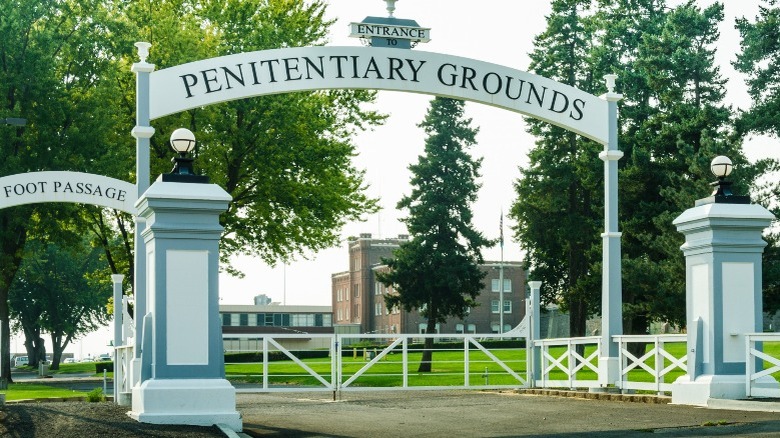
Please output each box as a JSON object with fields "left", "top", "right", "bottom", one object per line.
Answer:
{"left": 597, "top": 0, "right": 751, "bottom": 333}
{"left": 734, "top": 0, "right": 780, "bottom": 138}
{"left": 510, "top": 0, "right": 602, "bottom": 338}
{"left": 734, "top": 0, "right": 780, "bottom": 312}
{"left": 376, "top": 97, "right": 491, "bottom": 373}
{"left": 515, "top": 0, "right": 757, "bottom": 344}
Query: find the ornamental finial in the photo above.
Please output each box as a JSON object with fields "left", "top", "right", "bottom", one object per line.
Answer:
{"left": 135, "top": 42, "right": 151, "bottom": 63}
{"left": 604, "top": 74, "right": 617, "bottom": 94}
{"left": 385, "top": 0, "right": 397, "bottom": 17}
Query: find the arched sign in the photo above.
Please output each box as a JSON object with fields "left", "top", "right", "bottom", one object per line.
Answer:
{"left": 130, "top": 40, "right": 623, "bottom": 393}
{"left": 0, "top": 171, "right": 137, "bottom": 214}
{"left": 149, "top": 46, "right": 609, "bottom": 144}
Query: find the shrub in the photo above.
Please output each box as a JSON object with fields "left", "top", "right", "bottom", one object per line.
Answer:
{"left": 86, "top": 388, "right": 106, "bottom": 402}
{"left": 225, "top": 350, "right": 330, "bottom": 363}
{"left": 95, "top": 362, "right": 114, "bottom": 373}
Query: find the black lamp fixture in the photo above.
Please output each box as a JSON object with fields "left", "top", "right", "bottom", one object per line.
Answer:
{"left": 162, "top": 128, "right": 208, "bottom": 183}
{"left": 696, "top": 155, "right": 749, "bottom": 206}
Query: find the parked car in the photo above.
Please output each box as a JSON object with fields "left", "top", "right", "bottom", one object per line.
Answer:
{"left": 97, "top": 354, "right": 112, "bottom": 362}
{"left": 13, "top": 356, "right": 28, "bottom": 367}
{"left": 63, "top": 358, "right": 77, "bottom": 364}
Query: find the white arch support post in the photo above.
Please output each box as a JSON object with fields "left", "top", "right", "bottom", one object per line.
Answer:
{"left": 598, "top": 74, "right": 624, "bottom": 387}
{"left": 130, "top": 41, "right": 155, "bottom": 390}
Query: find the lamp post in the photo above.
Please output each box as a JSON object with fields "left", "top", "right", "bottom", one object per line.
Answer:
{"left": 161, "top": 128, "right": 208, "bottom": 183}
{"left": 695, "top": 155, "right": 750, "bottom": 206}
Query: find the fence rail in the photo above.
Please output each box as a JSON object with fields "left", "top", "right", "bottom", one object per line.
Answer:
{"left": 533, "top": 336, "right": 601, "bottom": 389}
{"left": 114, "top": 329, "right": 780, "bottom": 403}
{"left": 614, "top": 334, "right": 687, "bottom": 394}
{"left": 746, "top": 333, "right": 780, "bottom": 398}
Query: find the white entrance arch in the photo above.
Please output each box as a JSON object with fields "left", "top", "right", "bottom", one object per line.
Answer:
{"left": 130, "top": 42, "right": 623, "bottom": 388}
{"left": 0, "top": 171, "right": 137, "bottom": 214}
{"left": 149, "top": 46, "right": 608, "bottom": 143}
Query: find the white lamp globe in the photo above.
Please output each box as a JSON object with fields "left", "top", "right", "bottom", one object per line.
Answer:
{"left": 169, "top": 128, "right": 196, "bottom": 154}
{"left": 710, "top": 156, "right": 732, "bottom": 178}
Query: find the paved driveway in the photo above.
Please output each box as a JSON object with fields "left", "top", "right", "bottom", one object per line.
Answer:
{"left": 236, "top": 390, "right": 780, "bottom": 437}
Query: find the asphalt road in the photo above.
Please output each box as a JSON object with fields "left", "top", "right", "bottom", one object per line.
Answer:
{"left": 235, "top": 390, "right": 780, "bottom": 437}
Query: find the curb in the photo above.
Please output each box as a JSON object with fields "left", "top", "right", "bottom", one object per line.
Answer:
{"left": 516, "top": 388, "right": 671, "bottom": 404}
{"left": 5, "top": 396, "right": 115, "bottom": 404}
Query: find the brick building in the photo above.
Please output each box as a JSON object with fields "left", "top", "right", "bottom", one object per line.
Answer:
{"left": 331, "top": 233, "right": 526, "bottom": 335}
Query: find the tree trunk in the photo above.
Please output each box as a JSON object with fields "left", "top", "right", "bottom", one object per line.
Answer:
{"left": 0, "top": 316, "right": 9, "bottom": 388}
{"left": 418, "top": 317, "right": 437, "bottom": 373}
{"left": 625, "top": 314, "right": 649, "bottom": 359}
{"left": 0, "top": 210, "right": 29, "bottom": 385}
{"left": 51, "top": 335, "right": 64, "bottom": 371}
{"left": 569, "top": 296, "right": 587, "bottom": 365}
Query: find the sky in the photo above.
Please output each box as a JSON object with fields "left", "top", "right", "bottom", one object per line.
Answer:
{"left": 14, "top": 0, "right": 773, "bottom": 359}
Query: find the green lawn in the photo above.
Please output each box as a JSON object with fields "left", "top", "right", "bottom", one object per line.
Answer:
{"left": 0, "top": 383, "right": 87, "bottom": 401}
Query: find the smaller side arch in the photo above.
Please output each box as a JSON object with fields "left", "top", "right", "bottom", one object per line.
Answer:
{"left": 0, "top": 171, "right": 137, "bottom": 214}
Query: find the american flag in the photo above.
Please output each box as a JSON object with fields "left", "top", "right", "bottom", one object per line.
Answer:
{"left": 499, "top": 210, "right": 504, "bottom": 248}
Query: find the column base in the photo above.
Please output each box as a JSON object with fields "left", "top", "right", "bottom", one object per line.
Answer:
{"left": 129, "top": 378, "right": 241, "bottom": 431}
{"left": 598, "top": 357, "right": 619, "bottom": 387}
{"left": 671, "top": 374, "right": 779, "bottom": 406}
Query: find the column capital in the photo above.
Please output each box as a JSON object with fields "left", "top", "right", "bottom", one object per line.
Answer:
{"left": 131, "top": 126, "right": 155, "bottom": 139}
{"left": 131, "top": 62, "right": 155, "bottom": 74}
{"left": 599, "top": 150, "right": 624, "bottom": 161}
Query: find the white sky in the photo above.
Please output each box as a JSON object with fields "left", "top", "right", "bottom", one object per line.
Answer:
{"left": 17, "top": 0, "right": 773, "bottom": 359}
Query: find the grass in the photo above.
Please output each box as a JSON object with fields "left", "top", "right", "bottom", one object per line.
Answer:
{"left": 0, "top": 383, "right": 88, "bottom": 401}
{"left": 224, "top": 340, "right": 780, "bottom": 389}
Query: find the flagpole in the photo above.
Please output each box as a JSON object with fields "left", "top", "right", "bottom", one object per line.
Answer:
{"left": 499, "top": 210, "right": 504, "bottom": 334}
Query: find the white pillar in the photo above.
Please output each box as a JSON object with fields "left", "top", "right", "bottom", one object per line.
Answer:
{"left": 527, "top": 281, "right": 541, "bottom": 385}
{"left": 598, "top": 75, "right": 623, "bottom": 387}
{"left": 671, "top": 201, "right": 777, "bottom": 405}
{"left": 128, "top": 178, "right": 241, "bottom": 431}
{"left": 131, "top": 42, "right": 155, "bottom": 392}
{"left": 111, "top": 274, "right": 124, "bottom": 404}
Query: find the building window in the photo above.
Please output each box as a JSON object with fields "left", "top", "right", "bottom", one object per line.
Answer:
{"left": 455, "top": 323, "right": 464, "bottom": 334}
{"left": 222, "top": 313, "right": 231, "bottom": 326}
{"left": 503, "top": 300, "right": 512, "bottom": 313}
{"left": 491, "top": 324, "right": 500, "bottom": 334}
{"left": 230, "top": 314, "right": 240, "bottom": 326}
{"left": 503, "top": 324, "right": 512, "bottom": 333}
{"left": 353, "top": 284, "right": 360, "bottom": 298}
{"left": 323, "top": 314, "right": 332, "bottom": 326}
{"left": 467, "top": 324, "right": 476, "bottom": 334}
{"left": 418, "top": 323, "right": 428, "bottom": 334}
{"left": 375, "top": 303, "right": 382, "bottom": 316}
{"left": 239, "top": 314, "right": 249, "bottom": 326}
{"left": 337, "top": 308, "right": 343, "bottom": 321}
{"left": 492, "top": 279, "right": 512, "bottom": 292}
{"left": 491, "top": 300, "right": 500, "bottom": 313}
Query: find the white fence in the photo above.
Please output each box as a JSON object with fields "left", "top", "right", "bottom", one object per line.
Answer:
{"left": 534, "top": 336, "right": 601, "bottom": 389}
{"left": 225, "top": 333, "right": 528, "bottom": 392}
{"left": 614, "top": 334, "right": 687, "bottom": 394}
{"left": 746, "top": 333, "right": 780, "bottom": 398}
{"left": 114, "top": 332, "right": 780, "bottom": 399}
